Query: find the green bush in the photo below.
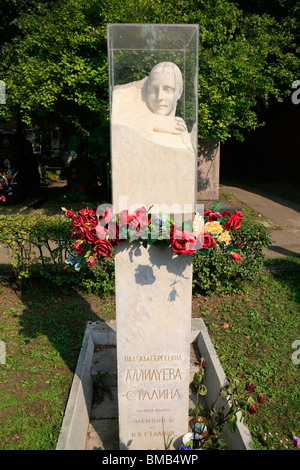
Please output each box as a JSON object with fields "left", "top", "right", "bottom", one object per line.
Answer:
{"left": 0, "top": 214, "right": 73, "bottom": 280}
{"left": 80, "top": 257, "right": 115, "bottom": 298}
{"left": 192, "top": 220, "right": 271, "bottom": 295}
{"left": 0, "top": 213, "right": 115, "bottom": 296}
{"left": 0, "top": 213, "right": 271, "bottom": 296}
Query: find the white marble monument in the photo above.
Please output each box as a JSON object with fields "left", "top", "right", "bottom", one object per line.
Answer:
{"left": 111, "top": 62, "right": 196, "bottom": 213}
{"left": 108, "top": 23, "right": 198, "bottom": 450}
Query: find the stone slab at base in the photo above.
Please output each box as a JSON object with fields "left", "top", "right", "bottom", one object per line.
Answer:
{"left": 56, "top": 319, "right": 252, "bottom": 451}
{"left": 55, "top": 321, "right": 116, "bottom": 451}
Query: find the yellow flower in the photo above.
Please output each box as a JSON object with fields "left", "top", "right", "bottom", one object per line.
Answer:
{"left": 204, "top": 221, "right": 223, "bottom": 236}
{"left": 217, "top": 230, "right": 231, "bottom": 246}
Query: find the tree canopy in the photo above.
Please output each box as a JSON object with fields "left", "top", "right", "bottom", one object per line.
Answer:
{"left": 0, "top": 0, "right": 299, "bottom": 142}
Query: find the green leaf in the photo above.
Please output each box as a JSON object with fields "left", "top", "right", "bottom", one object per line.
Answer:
{"left": 227, "top": 414, "right": 237, "bottom": 433}
{"left": 193, "top": 372, "right": 202, "bottom": 387}
{"left": 224, "top": 244, "right": 235, "bottom": 251}
{"left": 182, "top": 221, "right": 193, "bottom": 232}
{"left": 199, "top": 248, "right": 211, "bottom": 255}
{"left": 211, "top": 201, "right": 222, "bottom": 212}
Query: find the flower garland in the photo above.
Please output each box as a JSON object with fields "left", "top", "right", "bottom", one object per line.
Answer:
{"left": 62, "top": 201, "right": 243, "bottom": 270}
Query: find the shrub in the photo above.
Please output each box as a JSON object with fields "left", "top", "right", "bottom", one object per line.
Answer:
{"left": 0, "top": 214, "right": 72, "bottom": 280}
{"left": 0, "top": 212, "right": 271, "bottom": 296}
{"left": 192, "top": 220, "right": 271, "bottom": 295}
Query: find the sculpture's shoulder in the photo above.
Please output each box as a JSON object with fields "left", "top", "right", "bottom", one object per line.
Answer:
{"left": 114, "top": 77, "right": 146, "bottom": 92}
{"left": 112, "top": 78, "right": 149, "bottom": 123}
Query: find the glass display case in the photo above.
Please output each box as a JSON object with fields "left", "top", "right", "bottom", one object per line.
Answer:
{"left": 107, "top": 24, "right": 199, "bottom": 213}
{"left": 107, "top": 23, "right": 198, "bottom": 135}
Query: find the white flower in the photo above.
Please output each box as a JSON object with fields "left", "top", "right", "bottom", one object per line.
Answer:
{"left": 193, "top": 213, "right": 204, "bottom": 237}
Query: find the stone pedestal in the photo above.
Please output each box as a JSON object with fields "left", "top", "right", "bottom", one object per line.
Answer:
{"left": 115, "top": 242, "right": 193, "bottom": 450}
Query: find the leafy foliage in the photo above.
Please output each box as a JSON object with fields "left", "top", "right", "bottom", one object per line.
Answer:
{"left": 0, "top": 210, "right": 270, "bottom": 296}
{"left": 0, "top": 0, "right": 299, "bottom": 141}
{"left": 193, "top": 219, "right": 271, "bottom": 295}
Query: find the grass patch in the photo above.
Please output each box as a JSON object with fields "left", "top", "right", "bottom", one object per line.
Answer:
{"left": 0, "top": 271, "right": 299, "bottom": 450}
{"left": 193, "top": 271, "right": 300, "bottom": 450}
{"left": 0, "top": 279, "right": 113, "bottom": 450}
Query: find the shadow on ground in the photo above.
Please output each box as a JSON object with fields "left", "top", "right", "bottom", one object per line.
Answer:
{"left": 15, "top": 277, "right": 114, "bottom": 373}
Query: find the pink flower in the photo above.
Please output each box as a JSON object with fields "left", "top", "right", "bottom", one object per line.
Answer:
{"left": 100, "top": 207, "right": 114, "bottom": 225}
{"left": 230, "top": 251, "right": 241, "bottom": 262}
{"left": 88, "top": 256, "right": 97, "bottom": 267}
{"left": 0, "top": 195, "right": 6, "bottom": 202}
{"left": 96, "top": 223, "right": 107, "bottom": 240}
{"left": 293, "top": 436, "right": 300, "bottom": 448}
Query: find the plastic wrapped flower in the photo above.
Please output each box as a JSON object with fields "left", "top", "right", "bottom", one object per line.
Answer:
{"left": 192, "top": 213, "right": 204, "bottom": 237}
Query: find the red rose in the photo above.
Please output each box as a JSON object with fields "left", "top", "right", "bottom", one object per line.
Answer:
{"left": 93, "top": 239, "right": 113, "bottom": 258}
{"left": 128, "top": 222, "right": 142, "bottom": 239}
{"left": 198, "top": 232, "right": 215, "bottom": 249}
{"left": 169, "top": 226, "right": 196, "bottom": 255}
{"left": 74, "top": 240, "right": 85, "bottom": 255}
{"left": 71, "top": 225, "right": 87, "bottom": 240}
{"left": 224, "top": 210, "right": 243, "bottom": 231}
{"left": 258, "top": 393, "right": 265, "bottom": 404}
{"left": 65, "top": 210, "right": 74, "bottom": 218}
{"left": 168, "top": 224, "right": 180, "bottom": 240}
{"left": 71, "top": 214, "right": 85, "bottom": 228}
{"left": 230, "top": 251, "right": 241, "bottom": 262}
{"left": 246, "top": 381, "right": 254, "bottom": 392}
{"left": 134, "top": 206, "right": 150, "bottom": 228}
{"left": 86, "top": 226, "right": 99, "bottom": 244}
{"left": 78, "top": 207, "right": 97, "bottom": 225}
{"left": 108, "top": 223, "right": 120, "bottom": 244}
{"left": 247, "top": 403, "right": 258, "bottom": 415}
{"left": 118, "top": 210, "right": 134, "bottom": 226}
{"left": 204, "top": 209, "right": 221, "bottom": 221}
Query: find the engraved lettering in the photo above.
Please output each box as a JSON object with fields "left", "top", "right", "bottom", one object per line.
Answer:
{"left": 125, "top": 367, "right": 182, "bottom": 382}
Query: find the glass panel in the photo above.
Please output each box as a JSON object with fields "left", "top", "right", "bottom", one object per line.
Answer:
{"left": 107, "top": 24, "right": 199, "bottom": 212}
{"left": 107, "top": 24, "right": 198, "bottom": 133}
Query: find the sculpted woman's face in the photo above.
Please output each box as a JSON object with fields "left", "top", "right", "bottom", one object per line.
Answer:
{"left": 147, "top": 65, "right": 181, "bottom": 116}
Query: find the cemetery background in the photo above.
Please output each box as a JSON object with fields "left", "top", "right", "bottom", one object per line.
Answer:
{"left": 0, "top": 0, "right": 299, "bottom": 452}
